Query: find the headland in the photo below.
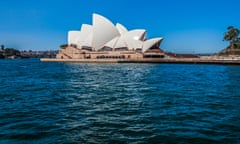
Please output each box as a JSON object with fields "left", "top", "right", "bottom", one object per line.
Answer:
{"left": 40, "top": 14, "right": 240, "bottom": 64}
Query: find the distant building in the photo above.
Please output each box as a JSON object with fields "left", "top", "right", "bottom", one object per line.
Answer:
{"left": 20, "top": 50, "right": 58, "bottom": 58}
{"left": 56, "top": 14, "right": 165, "bottom": 60}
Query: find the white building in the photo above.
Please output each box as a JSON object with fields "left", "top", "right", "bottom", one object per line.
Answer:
{"left": 68, "top": 13, "right": 163, "bottom": 52}
{"left": 57, "top": 14, "right": 165, "bottom": 60}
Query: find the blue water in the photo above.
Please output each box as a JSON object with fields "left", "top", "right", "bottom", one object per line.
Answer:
{"left": 0, "top": 59, "right": 240, "bottom": 143}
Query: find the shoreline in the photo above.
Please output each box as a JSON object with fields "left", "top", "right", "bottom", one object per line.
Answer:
{"left": 40, "top": 58, "right": 240, "bottom": 65}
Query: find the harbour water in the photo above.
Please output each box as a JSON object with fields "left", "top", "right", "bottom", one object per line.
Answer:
{"left": 0, "top": 59, "right": 240, "bottom": 143}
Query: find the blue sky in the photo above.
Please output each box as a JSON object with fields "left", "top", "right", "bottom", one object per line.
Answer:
{"left": 0, "top": 0, "right": 239, "bottom": 53}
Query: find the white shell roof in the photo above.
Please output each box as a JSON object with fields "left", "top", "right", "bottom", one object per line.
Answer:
{"left": 76, "top": 24, "right": 93, "bottom": 47}
{"left": 113, "top": 30, "right": 145, "bottom": 49}
{"left": 116, "top": 23, "right": 128, "bottom": 35}
{"left": 104, "top": 37, "right": 119, "bottom": 48}
{"left": 67, "top": 13, "right": 163, "bottom": 52}
{"left": 143, "top": 38, "right": 163, "bottom": 52}
{"left": 81, "top": 32, "right": 93, "bottom": 48}
{"left": 68, "top": 31, "right": 82, "bottom": 46}
{"left": 81, "top": 24, "right": 92, "bottom": 32}
{"left": 92, "top": 14, "right": 120, "bottom": 50}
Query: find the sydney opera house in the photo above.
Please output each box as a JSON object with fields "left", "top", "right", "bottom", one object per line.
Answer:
{"left": 56, "top": 13, "right": 166, "bottom": 61}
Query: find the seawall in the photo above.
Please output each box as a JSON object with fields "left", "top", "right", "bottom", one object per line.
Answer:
{"left": 40, "top": 58, "right": 240, "bottom": 65}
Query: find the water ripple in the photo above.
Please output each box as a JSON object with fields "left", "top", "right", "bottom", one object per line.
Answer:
{"left": 0, "top": 59, "right": 240, "bottom": 143}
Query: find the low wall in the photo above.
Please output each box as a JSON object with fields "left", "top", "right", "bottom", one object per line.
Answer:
{"left": 40, "top": 58, "right": 240, "bottom": 65}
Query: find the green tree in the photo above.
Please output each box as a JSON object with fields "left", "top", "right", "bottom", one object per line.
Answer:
{"left": 60, "top": 44, "right": 68, "bottom": 49}
{"left": 224, "top": 26, "right": 240, "bottom": 49}
{"left": 0, "top": 45, "right": 4, "bottom": 50}
{"left": 3, "top": 48, "right": 20, "bottom": 57}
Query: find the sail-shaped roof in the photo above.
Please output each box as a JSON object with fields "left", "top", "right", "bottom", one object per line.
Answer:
{"left": 67, "top": 13, "right": 163, "bottom": 52}
{"left": 92, "top": 14, "right": 120, "bottom": 50}
{"left": 116, "top": 23, "right": 128, "bottom": 35}
{"left": 68, "top": 31, "right": 82, "bottom": 46}
{"left": 143, "top": 38, "right": 163, "bottom": 52}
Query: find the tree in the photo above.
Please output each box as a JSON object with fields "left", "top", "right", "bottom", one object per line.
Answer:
{"left": 60, "top": 44, "right": 68, "bottom": 49}
{"left": 0, "top": 45, "right": 4, "bottom": 50}
{"left": 223, "top": 26, "right": 240, "bottom": 49}
{"left": 3, "top": 48, "right": 20, "bottom": 57}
